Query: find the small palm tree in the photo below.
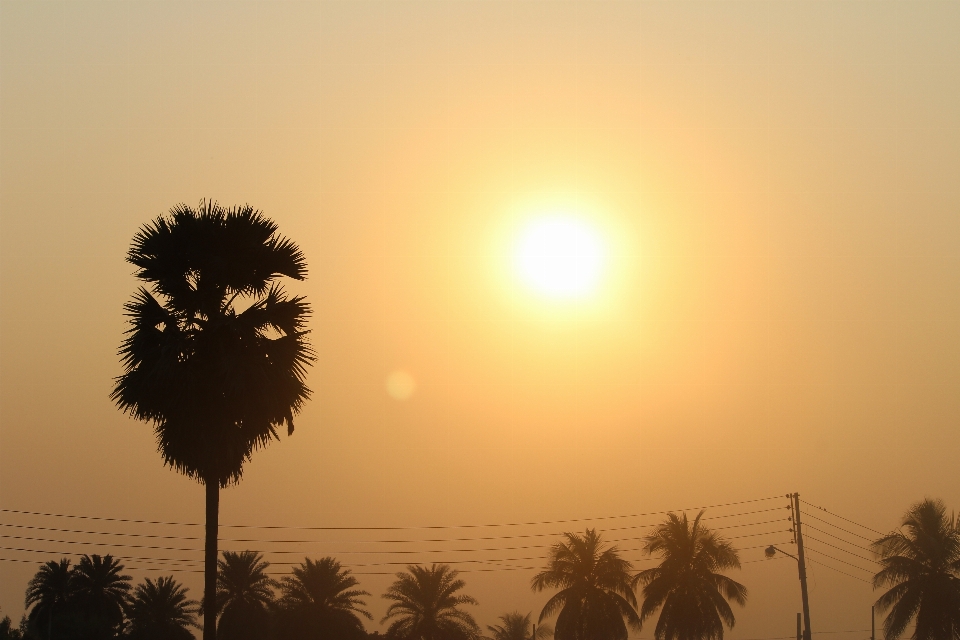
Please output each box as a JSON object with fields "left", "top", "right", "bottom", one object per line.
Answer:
{"left": 381, "top": 564, "right": 481, "bottom": 640}
{"left": 24, "top": 559, "right": 74, "bottom": 640}
{"left": 277, "top": 557, "right": 372, "bottom": 639}
{"left": 71, "top": 554, "right": 132, "bottom": 634}
{"left": 112, "top": 202, "right": 313, "bottom": 639}
{"left": 126, "top": 576, "right": 200, "bottom": 640}
{"left": 531, "top": 529, "right": 639, "bottom": 640}
{"left": 485, "top": 612, "right": 552, "bottom": 640}
{"left": 216, "top": 551, "right": 278, "bottom": 640}
{"left": 634, "top": 511, "right": 747, "bottom": 640}
{"left": 872, "top": 498, "right": 960, "bottom": 640}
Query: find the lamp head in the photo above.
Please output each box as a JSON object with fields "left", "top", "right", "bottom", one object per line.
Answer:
{"left": 765, "top": 545, "right": 777, "bottom": 559}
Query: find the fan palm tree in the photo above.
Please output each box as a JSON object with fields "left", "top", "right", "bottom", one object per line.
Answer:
{"left": 381, "top": 564, "right": 481, "bottom": 640}
{"left": 216, "top": 551, "right": 278, "bottom": 640}
{"left": 871, "top": 498, "right": 960, "bottom": 640}
{"left": 126, "top": 576, "right": 200, "bottom": 640}
{"left": 112, "top": 201, "right": 313, "bottom": 640}
{"left": 633, "top": 511, "right": 747, "bottom": 640}
{"left": 485, "top": 612, "right": 552, "bottom": 640}
{"left": 71, "top": 554, "right": 132, "bottom": 635}
{"left": 24, "top": 559, "right": 74, "bottom": 640}
{"left": 277, "top": 557, "right": 372, "bottom": 639}
{"left": 531, "top": 529, "right": 639, "bottom": 640}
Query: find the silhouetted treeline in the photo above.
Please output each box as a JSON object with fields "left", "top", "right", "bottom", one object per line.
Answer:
{"left": 11, "top": 499, "right": 959, "bottom": 640}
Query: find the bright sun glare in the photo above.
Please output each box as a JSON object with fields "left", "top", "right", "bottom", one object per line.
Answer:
{"left": 513, "top": 216, "right": 606, "bottom": 300}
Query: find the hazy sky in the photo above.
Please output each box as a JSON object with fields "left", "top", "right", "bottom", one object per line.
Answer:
{"left": 1, "top": 0, "right": 958, "bottom": 634}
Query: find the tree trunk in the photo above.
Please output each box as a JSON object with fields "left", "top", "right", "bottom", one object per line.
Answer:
{"left": 204, "top": 477, "right": 219, "bottom": 640}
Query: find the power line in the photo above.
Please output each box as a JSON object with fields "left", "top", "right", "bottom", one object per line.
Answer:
{"left": 804, "top": 557, "right": 872, "bottom": 584}
{"left": 799, "top": 500, "right": 884, "bottom": 535}
{"left": 804, "top": 546, "right": 875, "bottom": 575}
{"left": 0, "top": 495, "right": 782, "bottom": 531}
{"left": 800, "top": 511, "right": 876, "bottom": 543}
{"left": 802, "top": 534, "right": 878, "bottom": 564}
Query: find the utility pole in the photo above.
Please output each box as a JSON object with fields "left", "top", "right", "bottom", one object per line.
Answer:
{"left": 796, "top": 613, "right": 802, "bottom": 640}
{"left": 793, "top": 493, "right": 813, "bottom": 640}
{"left": 871, "top": 605, "right": 875, "bottom": 640}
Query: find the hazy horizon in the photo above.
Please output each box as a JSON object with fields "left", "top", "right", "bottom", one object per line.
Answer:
{"left": 1, "top": 0, "right": 958, "bottom": 635}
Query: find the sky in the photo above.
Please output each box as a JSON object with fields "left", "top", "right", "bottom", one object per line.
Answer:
{"left": 1, "top": 0, "right": 959, "bottom": 635}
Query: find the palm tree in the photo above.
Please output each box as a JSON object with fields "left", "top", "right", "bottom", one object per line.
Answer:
{"left": 71, "top": 554, "right": 132, "bottom": 635}
{"left": 871, "top": 498, "right": 960, "bottom": 640}
{"left": 24, "top": 559, "right": 74, "bottom": 640}
{"left": 216, "top": 551, "right": 278, "bottom": 640}
{"left": 531, "top": 529, "right": 639, "bottom": 640}
{"left": 112, "top": 201, "right": 313, "bottom": 640}
{"left": 277, "top": 557, "right": 372, "bottom": 639}
{"left": 126, "top": 576, "right": 200, "bottom": 640}
{"left": 633, "top": 511, "right": 747, "bottom": 640}
{"left": 485, "top": 612, "right": 552, "bottom": 640}
{"left": 381, "top": 564, "right": 481, "bottom": 640}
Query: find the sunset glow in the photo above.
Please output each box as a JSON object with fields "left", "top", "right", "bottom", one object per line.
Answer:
{"left": 513, "top": 216, "right": 606, "bottom": 300}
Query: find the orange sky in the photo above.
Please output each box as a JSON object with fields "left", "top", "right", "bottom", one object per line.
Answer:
{"left": 1, "top": 0, "right": 958, "bottom": 634}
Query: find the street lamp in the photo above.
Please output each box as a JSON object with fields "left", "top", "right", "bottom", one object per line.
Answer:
{"left": 766, "top": 494, "right": 813, "bottom": 640}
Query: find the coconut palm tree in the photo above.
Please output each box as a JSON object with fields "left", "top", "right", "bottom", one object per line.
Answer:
{"left": 112, "top": 201, "right": 313, "bottom": 640}
{"left": 381, "top": 564, "right": 481, "bottom": 640}
{"left": 531, "top": 529, "right": 639, "bottom": 640}
{"left": 485, "top": 612, "right": 552, "bottom": 640}
{"left": 633, "top": 511, "right": 747, "bottom": 640}
{"left": 126, "top": 576, "right": 200, "bottom": 640}
{"left": 71, "top": 554, "right": 132, "bottom": 636}
{"left": 871, "top": 498, "right": 960, "bottom": 640}
{"left": 277, "top": 557, "right": 372, "bottom": 639}
{"left": 24, "top": 559, "right": 74, "bottom": 640}
{"left": 216, "top": 551, "right": 278, "bottom": 640}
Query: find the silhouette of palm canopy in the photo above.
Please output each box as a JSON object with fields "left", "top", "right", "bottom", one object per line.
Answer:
{"left": 633, "top": 512, "right": 747, "bottom": 640}
{"left": 112, "top": 201, "right": 313, "bottom": 487}
{"left": 71, "top": 554, "right": 131, "bottom": 629}
{"left": 277, "top": 557, "right": 372, "bottom": 639}
{"left": 485, "top": 612, "right": 552, "bottom": 640}
{"left": 25, "top": 558, "right": 74, "bottom": 629}
{"left": 871, "top": 498, "right": 960, "bottom": 640}
{"left": 216, "top": 551, "right": 277, "bottom": 639}
{"left": 126, "top": 576, "right": 199, "bottom": 640}
{"left": 381, "top": 564, "right": 481, "bottom": 640}
{"left": 531, "top": 529, "right": 639, "bottom": 640}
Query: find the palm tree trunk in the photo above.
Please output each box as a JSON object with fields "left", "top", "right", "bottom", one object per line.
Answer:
{"left": 204, "top": 477, "right": 219, "bottom": 640}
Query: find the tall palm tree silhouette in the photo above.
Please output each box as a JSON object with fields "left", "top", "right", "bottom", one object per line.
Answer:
{"left": 633, "top": 512, "right": 747, "bottom": 640}
{"left": 381, "top": 564, "right": 481, "bottom": 640}
{"left": 25, "top": 559, "right": 74, "bottom": 640}
{"left": 530, "top": 529, "right": 639, "bottom": 640}
{"left": 112, "top": 202, "right": 312, "bottom": 640}
{"left": 216, "top": 551, "right": 277, "bottom": 640}
{"left": 126, "top": 576, "right": 200, "bottom": 640}
{"left": 277, "top": 557, "right": 372, "bottom": 639}
{"left": 71, "top": 554, "right": 131, "bottom": 636}
{"left": 872, "top": 498, "right": 960, "bottom": 640}
{"left": 485, "top": 612, "right": 552, "bottom": 640}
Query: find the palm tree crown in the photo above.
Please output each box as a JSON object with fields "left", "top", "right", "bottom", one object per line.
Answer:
{"left": 381, "top": 564, "right": 481, "bottom": 640}
{"left": 126, "top": 576, "right": 199, "bottom": 640}
{"left": 112, "top": 201, "right": 312, "bottom": 486}
{"left": 872, "top": 498, "right": 960, "bottom": 640}
{"left": 71, "top": 554, "right": 131, "bottom": 629}
{"left": 25, "top": 558, "right": 74, "bottom": 636}
{"left": 276, "top": 557, "right": 371, "bottom": 639}
{"left": 485, "top": 612, "right": 552, "bottom": 640}
{"left": 531, "top": 529, "right": 638, "bottom": 640}
{"left": 216, "top": 551, "right": 277, "bottom": 639}
{"left": 634, "top": 511, "right": 747, "bottom": 640}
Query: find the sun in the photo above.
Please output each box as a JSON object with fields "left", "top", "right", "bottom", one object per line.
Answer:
{"left": 513, "top": 215, "right": 606, "bottom": 300}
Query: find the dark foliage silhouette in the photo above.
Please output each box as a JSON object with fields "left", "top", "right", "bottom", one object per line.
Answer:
{"left": 125, "top": 576, "right": 199, "bottom": 640}
{"left": 633, "top": 512, "right": 747, "bottom": 640}
{"left": 484, "top": 612, "right": 551, "bottom": 640}
{"left": 216, "top": 551, "right": 278, "bottom": 640}
{"left": 276, "top": 557, "right": 371, "bottom": 640}
{"left": 112, "top": 201, "right": 312, "bottom": 639}
{"left": 872, "top": 499, "right": 960, "bottom": 640}
{"left": 531, "top": 529, "right": 639, "bottom": 640}
{"left": 24, "top": 559, "right": 74, "bottom": 640}
{"left": 71, "top": 554, "right": 131, "bottom": 637}
{"left": 381, "top": 564, "right": 481, "bottom": 640}
{"left": 0, "top": 610, "right": 23, "bottom": 640}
